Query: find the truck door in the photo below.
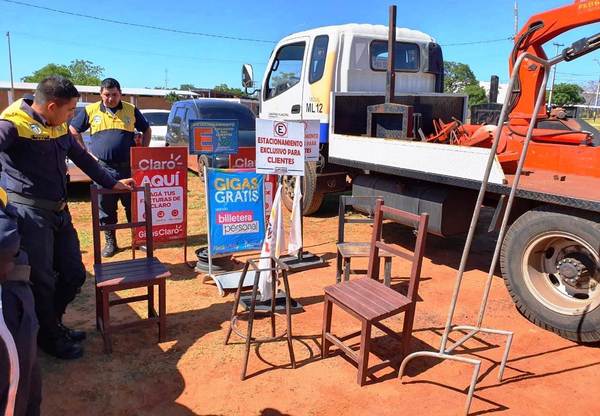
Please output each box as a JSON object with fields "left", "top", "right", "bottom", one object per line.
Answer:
{"left": 261, "top": 38, "right": 308, "bottom": 121}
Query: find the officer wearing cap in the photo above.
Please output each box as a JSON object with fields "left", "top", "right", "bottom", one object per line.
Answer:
{"left": 70, "top": 78, "right": 151, "bottom": 257}
{"left": 0, "top": 76, "right": 134, "bottom": 359}
{"left": 0, "top": 186, "right": 41, "bottom": 415}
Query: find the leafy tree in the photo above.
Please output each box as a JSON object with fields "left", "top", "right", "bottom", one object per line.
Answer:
{"left": 550, "top": 83, "right": 586, "bottom": 107}
{"left": 213, "top": 83, "right": 245, "bottom": 97}
{"left": 68, "top": 60, "right": 103, "bottom": 85}
{"left": 165, "top": 91, "right": 181, "bottom": 104}
{"left": 444, "top": 61, "right": 487, "bottom": 106}
{"left": 22, "top": 63, "right": 71, "bottom": 82}
{"left": 464, "top": 84, "right": 487, "bottom": 106}
{"left": 22, "top": 60, "right": 104, "bottom": 85}
{"left": 179, "top": 84, "right": 196, "bottom": 91}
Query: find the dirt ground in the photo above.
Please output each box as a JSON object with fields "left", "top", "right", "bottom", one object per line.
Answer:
{"left": 39, "top": 173, "right": 600, "bottom": 416}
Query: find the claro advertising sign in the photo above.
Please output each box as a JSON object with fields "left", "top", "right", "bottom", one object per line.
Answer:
{"left": 131, "top": 147, "right": 188, "bottom": 245}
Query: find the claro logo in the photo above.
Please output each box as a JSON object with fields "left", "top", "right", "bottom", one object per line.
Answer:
{"left": 232, "top": 157, "right": 255, "bottom": 168}
{"left": 138, "top": 153, "right": 184, "bottom": 170}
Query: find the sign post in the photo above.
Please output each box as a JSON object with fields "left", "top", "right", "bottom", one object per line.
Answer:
{"left": 204, "top": 167, "right": 266, "bottom": 295}
{"left": 283, "top": 119, "right": 325, "bottom": 271}
{"left": 188, "top": 119, "right": 240, "bottom": 274}
{"left": 131, "top": 147, "right": 189, "bottom": 260}
{"left": 255, "top": 119, "right": 325, "bottom": 272}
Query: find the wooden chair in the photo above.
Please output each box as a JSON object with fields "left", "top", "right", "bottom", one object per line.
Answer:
{"left": 336, "top": 195, "right": 393, "bottom": 285}
{"left": 322, "top": 199, "right": 428, "bottom": 386}
{"left": 90, "top": 184, "right": 171, "bottom": 353}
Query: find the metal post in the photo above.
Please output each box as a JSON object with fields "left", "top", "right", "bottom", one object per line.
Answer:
{"left": 204, "top": 165, "right": 213, "bottom": 281}
{"left": 400, "top": 50, "right": 561, "bottom": 415}
{"left": 297, "top": 176, "right": 304, "bottom": 261}
{"left": 6, "top": 32, "right": 15, "bottom": 105}
{"left": 547, "top": 42, "right": 564, "bottom": 109}
{"left": 594, "top": 59, "right": 600, "bottom": 120}
{"left": 513, "top": 0, "right": 519, "bottom": 38}
{"left": 385, "top": 5, "right": 397, "bottom": 104}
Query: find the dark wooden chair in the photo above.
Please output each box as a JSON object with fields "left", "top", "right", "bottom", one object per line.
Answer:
{"left": 336, "top": 195, "right": 393, "bottom": 285}
{"left": 322, "top": 199, "right": 428, "bottom": 386}
{"left": 90, "top": 184, "right": 171, "bottom": 353}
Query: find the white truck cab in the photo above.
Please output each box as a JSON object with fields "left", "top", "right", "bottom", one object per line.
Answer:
{"left": 259, "top": 24, "right": 443, "bottom": 143}
{"left": 243, "top": 24, "right": 444, "bottom": 213}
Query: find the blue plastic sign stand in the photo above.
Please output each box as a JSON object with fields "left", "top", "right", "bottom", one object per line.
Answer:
{"left": 189, "top": 119, "right": 239, "bottom": 155}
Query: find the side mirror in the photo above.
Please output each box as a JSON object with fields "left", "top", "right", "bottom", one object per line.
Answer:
{"left": 242, "top": 64, "right": 254, "bottom": 89}
{"left": 172, "top": 116, "right": 182, "bottom": 124}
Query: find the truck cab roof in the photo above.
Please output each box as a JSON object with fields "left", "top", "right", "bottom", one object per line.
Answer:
{"left": 278, "top": 24, "right": 435, "bottom": 44}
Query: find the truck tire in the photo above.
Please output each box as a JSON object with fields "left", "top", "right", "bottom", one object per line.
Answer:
{"left": 282, "top": 162, "right": 324, "bottom": 215}
{"left": 197, "top": 155, "right": 209, "bottom": 181}
{"left": 500, "top": 205, "right": 600, "bottom": 342}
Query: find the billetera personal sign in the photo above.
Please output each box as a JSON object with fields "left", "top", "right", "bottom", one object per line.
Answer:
{"left": 255, "top": 119, "right": 305, "bottom": 176}
{"left": 206, "top": 168, "right": 265, "bottom": 255}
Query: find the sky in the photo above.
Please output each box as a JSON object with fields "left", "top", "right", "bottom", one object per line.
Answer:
{"left": 0, "top": 0, "right": 598, "bottom": 91}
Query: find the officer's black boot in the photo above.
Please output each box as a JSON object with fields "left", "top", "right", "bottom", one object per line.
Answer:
{"left": 102, "top": 230, "right": 118, "bottom": 258}
{"left": 58, "top": 320, "right": 87, "bottom": 342}
{"left": 38, "top": 332, "right": 84, "bottom": 360}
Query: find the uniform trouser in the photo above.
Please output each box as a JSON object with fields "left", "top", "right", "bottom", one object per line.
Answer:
{"left": 96, "top": 164, "right": 131, "bottom": 225}
{"left": 12, "top": 204, "right": 85, "bottom": 340}
{"left": 0, "top": 281, "right": 42, "bottom": 416}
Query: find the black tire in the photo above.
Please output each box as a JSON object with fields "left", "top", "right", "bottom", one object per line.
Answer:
{"left": 500, "top": 205, "right": 600, "bottom": 343}
{"left": 281, "top": 161, "right": 324, "bottom": 215}
{"left": 197, "top": 155, "right": 209, "bottom": 181}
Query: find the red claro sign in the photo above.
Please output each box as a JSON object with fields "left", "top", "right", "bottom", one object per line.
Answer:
{"left": 131, "top": 147, "right": 188, "bottom": 245}
{"left": 229, "top": 146, "right": 255, "bottom": 169}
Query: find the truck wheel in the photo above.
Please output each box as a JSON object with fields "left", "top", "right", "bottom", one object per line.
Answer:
{"left": 197, "top": 155, "right": 209, "bottom": 181}
{"left": 500, "top": 205, "right": 600, "bottom": 342}
{"left": 282, "top": 162, "right": 324, "bottom": 215}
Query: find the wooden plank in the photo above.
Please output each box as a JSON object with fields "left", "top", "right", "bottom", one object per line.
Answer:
{"left": 328, "top": 287, "right": 380, "bottom": 318}
{"left": 356, "top": 278, "right": 410, "bottom": 306}
{"left": 341, "top": 282, "right": 393, "bottom": 317}
{"left": 325, "top": 333, "right": 359, "bottom": 363}
{"left": 352, "top": 279, "right": 402, "bottom": 311}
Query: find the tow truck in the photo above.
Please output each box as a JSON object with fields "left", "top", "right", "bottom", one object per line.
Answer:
{"left": 243, "top": 1, "right": 600, "bottom": 342}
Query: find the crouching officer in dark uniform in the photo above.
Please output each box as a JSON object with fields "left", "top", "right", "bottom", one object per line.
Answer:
{"left": 0, "top": 76, "right": 134, "bottom": 359}
{"left": 70, "top": 78, "right": 151, "bottom": 257}
{"left": 0, "top": 187, "right": 41, "bottom": 415}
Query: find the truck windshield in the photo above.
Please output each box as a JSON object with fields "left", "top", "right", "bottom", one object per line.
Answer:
{"left": 265, "top": 42, "right": 306, "bottom": 100}
{"left": 370, "top": 41, "right": 420, "bottom": 72}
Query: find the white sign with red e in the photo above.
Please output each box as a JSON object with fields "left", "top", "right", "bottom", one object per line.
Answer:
{"left": 255, "top": 119, "right": 305, "bottom": 176}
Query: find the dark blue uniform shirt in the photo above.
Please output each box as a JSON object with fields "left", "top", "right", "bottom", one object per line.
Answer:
{"left": 0, "top": 99, "right": 117, "bottom": 202}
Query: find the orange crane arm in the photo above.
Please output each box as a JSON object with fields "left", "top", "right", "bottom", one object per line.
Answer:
{"left": 508, "top": 0, "right": 600, "bottom": 124}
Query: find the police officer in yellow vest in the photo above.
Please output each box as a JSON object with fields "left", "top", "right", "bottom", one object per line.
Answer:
{"left": 0, "top": 76, "right": 134, "bottom": 360}
{"left": 70, "top": 78, "right": 151, "bottom": 257}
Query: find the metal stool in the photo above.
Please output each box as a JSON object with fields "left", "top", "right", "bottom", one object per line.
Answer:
{"left": 224, "top": 257, "right": 296, "bottom": 380}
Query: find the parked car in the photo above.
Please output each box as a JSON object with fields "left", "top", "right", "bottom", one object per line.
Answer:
{"left": 140, "top": 109, "right": 170, "bottom": 147}
{"left": 165, "top": 99, "right": 256, "bottom": 175}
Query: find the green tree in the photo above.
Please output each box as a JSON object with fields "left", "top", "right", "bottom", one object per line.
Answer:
{"left": 464, "top": 84, "right": 487, "bottom": 106}
{"left": 179, "top": 84, "right": 196, "bottom": 91}
{"left": 21, "top": 60, "right": 104, "bottom": 85}
{"left": 444, "top": 61, "right": 487, "bottom": 106}
{"left": 551, "top": 83, "right": 586, "bottom": 107}
{"left": 21, "top": 63, "right": 71, "bottom": 82}
{"left": 68, "top": 60, "right": 103, "bottom": 85}
{"left": 213, "top": 83, "right": 245, "bottom": 97}
{"left": 165, "top": 91, "right": 181, "bottom": 104}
